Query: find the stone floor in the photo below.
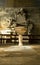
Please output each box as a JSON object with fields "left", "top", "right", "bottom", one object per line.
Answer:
{"left": 0, "top": 45, "right": 40, "bottom": 65}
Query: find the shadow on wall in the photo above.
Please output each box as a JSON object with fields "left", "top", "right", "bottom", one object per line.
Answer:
{"left": 29, "top": 7, "right": 40, "bottom": 44}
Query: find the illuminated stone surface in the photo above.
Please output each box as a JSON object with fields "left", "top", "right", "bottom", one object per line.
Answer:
{"left": 0, "top": 45, "right": 40, "bottom": 65}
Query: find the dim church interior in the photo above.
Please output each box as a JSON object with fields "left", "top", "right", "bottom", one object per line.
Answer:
{"left": 0, "top": 0, "right": 40, "bottom": 45}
